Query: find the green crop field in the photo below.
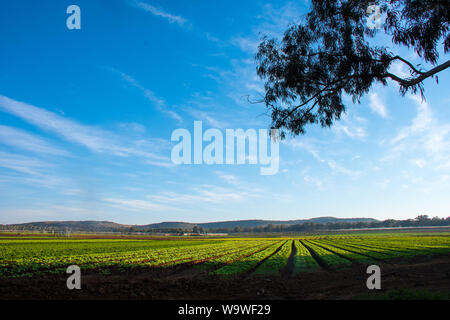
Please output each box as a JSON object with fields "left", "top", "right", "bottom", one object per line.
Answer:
{"left": 0, "top": 233, "right": 449, "bottom": 278}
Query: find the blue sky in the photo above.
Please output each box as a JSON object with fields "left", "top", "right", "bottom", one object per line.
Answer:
{"left": 0, "top": 0, "right": 449, "bottom": 224}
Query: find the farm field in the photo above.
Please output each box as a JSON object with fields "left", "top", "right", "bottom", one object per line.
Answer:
{"left": 0, "top": 232, "right": 449, "bottom": 299}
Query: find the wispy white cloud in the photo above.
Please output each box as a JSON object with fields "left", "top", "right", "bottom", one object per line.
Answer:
{"left": 144, "top": 159, "right": 177, "bottom": 168}
{"left": 335, "top": 125, "right": 366, "bottom": 139}
{"left": 103, "top": 197, "right": 174, "bottom": 212}
{"left": 187, "top": 108, "right": 227, "bottom": 128}
{"left": 108, "top": 67, "right": 183, "bottom": 123}
{"left": 0, "top": 94, "right": 169, "bottom": 163}
{"left": 333, "top": 113, "right": 367, "bottom": 139}
{"left": 230, "top": 36, "right": 260, "bottom": 54}
{"left": 203, "top": 2, "right": 303, "bottom": 115}
{"left": 389, "top": 60, "right": 410, "bottom": 79}
{"left": 0, "top": 125, "right": 69, "bottom": 156}
{"left": 61, "top": 188, "right": 84, "bottom": 196}
{"left": 178, "top": 3, "right": 301, "bottom": 125}
{"left": 368, "top": 92, "right": 388, "bottom": 118}
{"left": 204, "top": 32, "right": 223, "bottom": 45}
{"left": 386, "top": 94, "right": 450, "bottom": 169}
{"left": 215, "top": 171, "right": 240, "bottom": 185}
{"left": 303, "top": 175, "right": 323, "bottom": 188}
{"left": 0, "top": 204, "right": 106, "bottom": 224}
{"left": 287, "top": 139, "right": 361, "bottom": 178}
{"left": 195, "top": 58, "right": 266, "bottom": 117}
{"left": 0, "top": 173, "right": 68, "bottom": 189}
{"left": 0, "top": 151, "right": 48, "bottom": 175}
{"left": 132, "top": 1, "right": 188, "bottom": 27}
{"left": 391, "top": 95, "right": 434, "bottom": 145}
{"left": 193, "top": 185, "right": 248, "bottom": 202}
{"left": 146, "top": 184, "right": 258, "bottom": 206}
{"left": 118, "top": 122, "right": 147, "bottom": 134}
{"left": 230, "top": 2, "right": 303, "bottom": 53}
{"left": 326, "top": 159, "right": 360, "bottom": 178}
{"left": 255, "top": 2, "right": 303, "bottom": 39}
{"left": 103, "top": 183, "right": 257, "bottom": 213}
{"left": 130, "top": 1, "right": 226, "bottom": 45}
{"left": 287, "top": 140, "right": 324, "bottom": 163}
{"left": 413, "top": 159, "right": 427, "bottom": 168}
{"left": 0, "top": 150, "right": 77, "bottom": 190}
{"left": 0, "top": 153, "right": 73, "bottom": 189}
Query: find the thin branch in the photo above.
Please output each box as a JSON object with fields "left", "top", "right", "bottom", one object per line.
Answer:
{"left": 243, "top": 94, "right": 265, "bottom": 104}
{"left": 385, "top": 59, "right": 450, "bottom": 88}
{"left": 389, "top": 55, "right": 425, "bottom": 75}
{"left": 292, "top": 98, "right": 320, "bottom": 125}
{"left": 278, "top": 76, "right": 354, "bottom": 124}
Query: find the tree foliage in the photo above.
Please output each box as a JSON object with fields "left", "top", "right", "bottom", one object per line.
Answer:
{"left": 255, "top": 0, "right": 450, "bottom": 138}
{"left": 208, "top": 216, "right": 450, "bottom": 234}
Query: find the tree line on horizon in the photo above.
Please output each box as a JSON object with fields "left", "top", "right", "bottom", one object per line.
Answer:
{"left": 217, "top": 215, "right": 450, "bottom": 234}
{"left": 1, "top": 215, "right": 449, "bottom": 234}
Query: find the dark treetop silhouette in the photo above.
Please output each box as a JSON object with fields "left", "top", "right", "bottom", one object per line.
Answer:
{"left": 255, "top": 0, "right": 450, "bottom": 138}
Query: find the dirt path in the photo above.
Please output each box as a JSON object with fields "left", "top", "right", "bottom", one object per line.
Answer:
{"left": 244, "top": 241, "right": 288, "bottom": 278}
{"left": 306, "top": 240, "right": 358, "bottom": 264}
{"left": 317, "top": 240, "right": 387, "bottom": 263}
{"left": 299, "top": 240, "right": 331, "bottom": 272}
{"left": 282, "top": 240, "right": 297, "bottom": 278}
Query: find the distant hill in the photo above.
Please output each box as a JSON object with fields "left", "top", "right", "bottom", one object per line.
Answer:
{"left": 196, "top": 217, "right": 377, "bottom": 229}
{"left": 1, "top": 217, "right": 378, "bottom": 232}
{"left": 0, "top": 220, "right": 130, "bottom": 232}
{"left": 141, "top": 222, "right": 197, "bottom": 230}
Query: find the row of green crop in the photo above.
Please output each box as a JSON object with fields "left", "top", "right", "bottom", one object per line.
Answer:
{"left": 326, "top": 236, "right": 450, "bottom": 258}
{"left": 253, "top": 240, "right": 292, "bottom": 275}
{"left": 0, "top": 240, "right": 270, "bottom": 277}
{"left": 212, "top": 241, "right": 284, "bottom": 276}
{"left": 198, "top": 241, "right": 279, "bottom": 271}
{"left": 1, "top": 235, "right": 448, "bottom": 277}
{"left": 316, "top": 239, "right": 392, "bottom": 260}
{"left": 292, "top": 240, "right": 320, "bottom": 272}
{"left": 0, "top": 239, "right": 214, "bottom": 260}
{"left": 309, "top": 240, "right": 376, "bottom": 264}
{"left": 301, "top": 240, "right": 352, "bottom": 267}
{"left": 307, "top": 235, "right": 450, "bottom": 265}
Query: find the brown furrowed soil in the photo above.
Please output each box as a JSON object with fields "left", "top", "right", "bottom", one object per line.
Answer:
{"left": 1, "top": 254, "right": 449, "bottom": 300}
